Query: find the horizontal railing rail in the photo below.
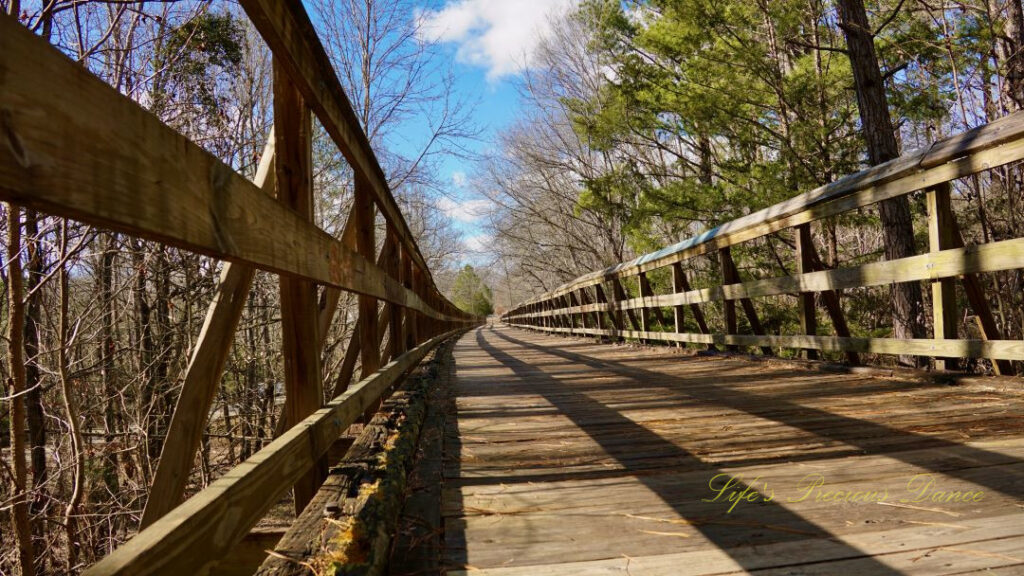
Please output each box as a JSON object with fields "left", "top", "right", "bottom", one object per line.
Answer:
{"left": 0, "top": 15, "right": 460, "bottom": 324}
{"left": 503, "top": 111, "right": 1024, "bottom": 372}
{"left": 85, "top": 330, "right": 459, "bottom": 575}
{"left": 0, "top": 7, "right": 480, "bottom": 575}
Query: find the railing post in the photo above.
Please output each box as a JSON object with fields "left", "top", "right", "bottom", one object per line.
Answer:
{"left": 355, "top": 172, "right": 380, "bottom": 378}
{"left": 595, "top": 283, "right": 616, "bottom": 340}
{"left": 796, "top": 224, "right": 819, "bottom": 360}
{"left": 671, "top": 263, "right": 715, "bottom": 351}
{"left": 273, "top": 60, "right": 325, "bottom": 513}
{"left": 413, "top": 267, "right": 425, "bottom": 344}
{"left": 927, "top": 183, "right": 958, "bottom": 371}
{"left": 670, "top": 263, "right": 687, "bottom": 349}
{"left": 576, "top": 289, "right": 588, "bottom": 331}
{"left": 719, "top": 249, "right": 739, "bottom": 351}
{"left": 612, "top": 278, "right": 640, "bottom": 333}
{"left": 579, "top": 286, "right": 599, "bottom": 341}
{"left": 401, "top": 251, "right": 414, "bottom": 350}
{"left": 800, "top": 234, "right": 860, "bottom": 365}
{"left": 387, "top": 226, "right": 404, "bottom": 360}
{"left": 560, "top": 294, "right": 572, "bottom": 334}
{"left": 720, "top": 247, "right": 773, "bottom": 356}
{"left": 568, "top": 291, "right": 580, "bottom": 336}
{"left": 590, "top": 285, "right": 605, "bottom": 339}
{"left": 638, "top": 273, "right": 653, "bottom": 343}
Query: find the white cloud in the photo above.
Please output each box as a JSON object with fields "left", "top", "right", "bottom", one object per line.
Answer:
{"left": 417, "top": 0, "right": 578, "bottom": 80}
{"left": 463, "top": 233, "right": 492, "bottom": 253}
{"left": 438, "top": 196, "right": 492, "bottom": 223}
{"left": 452, "top": 170, "right": 468, "bottom": 187}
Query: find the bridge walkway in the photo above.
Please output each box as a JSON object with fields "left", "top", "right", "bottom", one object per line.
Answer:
{"left": 439, "top": 326, "right": 1024, "bottom": 575}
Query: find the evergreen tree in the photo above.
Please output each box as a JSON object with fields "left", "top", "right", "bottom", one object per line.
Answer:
{"left": 451, "top": 265, "right": 494, "bottom": 316}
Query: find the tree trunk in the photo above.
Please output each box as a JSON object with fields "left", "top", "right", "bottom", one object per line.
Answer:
{"left": 98, "top": 233, "right": 121, "bottom": 498}
{"left": 7, "top": 205, "right": 37, "bottom": 576}
{"left": 24, "top": 211, "right": 47, "bottom": 492}
{"left": 153, "top": 247, "right": 172, "bottom": 463}
{"left": 131, "top": 239, "right": 157, "bottom": 477}
{"left": 836, "top": 0, "right": 926, "bottom": 365}
{"left": 995, "top": 0, "right": 1024, "bottom": 112}
{"left": 58, "top": 221, "right": 86, "bottom": 574}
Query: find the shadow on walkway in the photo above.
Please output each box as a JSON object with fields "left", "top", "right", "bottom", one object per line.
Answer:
{"left": 494, "top": 327, "right": 1024, "bottom": 499}
{"left": 445, "top": 326, "right": 920, "bottom": 574}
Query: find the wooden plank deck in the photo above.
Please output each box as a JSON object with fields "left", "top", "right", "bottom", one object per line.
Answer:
{"left": 440, "top": 326, "right": 1024, "bottom": 575}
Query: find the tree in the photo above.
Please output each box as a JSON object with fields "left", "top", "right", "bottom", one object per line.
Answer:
{"left": 836, "top": 0, "right": 927, "bottom": 362}
{"left": 451, "top": 265, "right": 494, "bottom": 316}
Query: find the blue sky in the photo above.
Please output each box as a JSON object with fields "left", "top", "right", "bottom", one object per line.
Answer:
{"left": 384, "top": 0, "right": 579, "bottom": 261}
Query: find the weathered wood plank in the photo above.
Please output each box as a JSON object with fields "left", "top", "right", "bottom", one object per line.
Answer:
{"left": 513, "top": 110, "right": 1024, "bottom": 305}
{"left": 927, "top": 184, "right": 958, "bottom": 371}
{"left": 444, "top": 327, "right": 1024, "bottom": 575}
{"left": 140, "top": 136, "right": 274, "bottom": 528}
{"left": 355, "top": 174, "right": 381, "bottom": 379}
{"left": 795, "top": 224, "right": 818, "bottom": 360}
{"left": 207, "top": 529, "right": 284, "bottom": 576}
{"left": 274, "top": 60, "right": 325, "bottom": 513}
{"left": 508, "top": 236, "right": 1024, "bottom": 321}
{"left": 0, "top": 16, "right": 463, "bottom": 322}
{"left": 509, "top": 324, "right": 1024, "bottom": 360}
{"left": 256, "top": 341, "right": 450, "bottom": 576}
{"left": 236, "top": 0, "right": 437, "bottom": 287}
{"left": 83, "top": 330, "right": 461, "bottom": 576}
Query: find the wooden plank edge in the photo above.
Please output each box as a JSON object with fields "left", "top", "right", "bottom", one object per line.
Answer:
{"left": 83, "top": 328, "right": 466, "bottom": 576}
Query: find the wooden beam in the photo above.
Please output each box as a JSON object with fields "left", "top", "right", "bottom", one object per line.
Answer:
{"left": 795, "top": 224, "right": 819, "bottom": 361}
{"left": 719, "top": 250, "right": 739, "bottom": 351}
{"left": 508, "top": 325, "right": 1024, "bottom": 361}
{"left": 611, "top": 278, "right": 640, "bottom": 331}
{"left": 927, "top": 183, "right": 958, "bottom": 371}
{"left": 207, "top": 529, "right": 284, "bottom": 576}
{"left": 508, "top": 237, "right": 1024, "bottom": 323}
{"left": 514, "top": 109, "right": 1024, "bottom": 307}
{"left": 594, "top": 284, "right": 611, "bottom": 334}
{"left": 803, "top": 238, "right": 860, "bottom": 365}
{"left": 637, "top": 273, "right": 653, "bottom": 343}
{"left": 568, "top": 291, "right": 581, "bottom": 335}
{"left": 355, "top": 175, "right": 381, "bottom": 379}
{"left": 402, "top": 252, "right": 416, "bottom": 350}
{"left": 578, "top": 286, "right": 601, "bottom": 341}
{"left": 946, "top": 222, "right": 1016, "bottom": 376}
{"left": 639, "top": 272, "right": 668, "bottom": 330}
{"left": 236, "top": 0, "right": 437, "bottom": 288}
{"left": 670, "top": 263, "right": 687, "bottom": 348}
{"left": 576, "top": 290, "right": 588, "bottom": 330}
{"left": 83, "top": 330, "right": 460, "bottom": 576}
{"left": 322, "top": 234, "right": 399, "bottom": 403}
{"left": 0, "top": 17, "right": 465, "bottom": 323}
{"left": 390, "top": 236, "right": 406, "bottom": 359}
{"left": 719, "top": 248, "right": 772, "bottom": 356}
{"left": 273, "top": 60, "right": 325, "bottom": 513}
{"left": 671, "top": 264, "right": 714, "bottom": 351}
{"left": 316, "top": 215, "right": 356, "bottom": 352}
{"left": 140, "top": 136, "right": 275, "bottom": 528}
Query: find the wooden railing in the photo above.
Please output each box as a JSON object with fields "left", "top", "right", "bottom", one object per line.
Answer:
{"left": 503, "top": 112, "right": 1024, "bottom": 374}
{"left": 0, "top": 5, "right": 478, "bottom": 575}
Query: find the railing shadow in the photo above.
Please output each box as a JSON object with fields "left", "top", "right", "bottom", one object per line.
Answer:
{"left": 445, "top": 326, "right": 913, "bottom": 574}
{"left": 496, "top": 327, "right": 1024, "bottom": 493}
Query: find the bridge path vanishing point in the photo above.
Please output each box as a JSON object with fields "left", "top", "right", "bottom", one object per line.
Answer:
{"left": 438, "top": 325, "right": 1024, "bottom": 575}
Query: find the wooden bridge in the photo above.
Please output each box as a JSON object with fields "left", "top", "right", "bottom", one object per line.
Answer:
{"left": 441, "top": 325, "right": 1024, "bottom": 575}
{"left": 4, "top": 0, "right": 1024, "bottom": 573}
